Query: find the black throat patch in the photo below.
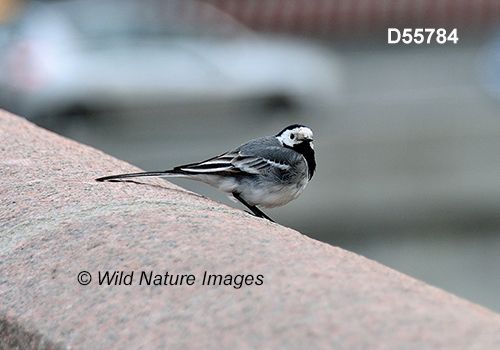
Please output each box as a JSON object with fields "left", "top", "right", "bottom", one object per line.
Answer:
{"left": 289, "top": 142, "right": 316, "bottom": 180}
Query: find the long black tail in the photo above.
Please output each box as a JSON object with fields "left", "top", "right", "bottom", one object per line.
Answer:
{"left": 96, "top": 170, "right": 179, "bottom": 182}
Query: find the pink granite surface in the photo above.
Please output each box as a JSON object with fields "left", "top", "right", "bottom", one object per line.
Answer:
{"left": 2, "top": 109, "right": 500, "bottom": 349}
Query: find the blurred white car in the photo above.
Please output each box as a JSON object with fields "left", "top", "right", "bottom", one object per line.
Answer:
{"left": 0, "top": 0, "right": 342, "bottom": 120}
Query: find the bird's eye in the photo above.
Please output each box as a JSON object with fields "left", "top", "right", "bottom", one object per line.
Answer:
{"left": 290, "top": 134, "right": 295, "bottom": 140}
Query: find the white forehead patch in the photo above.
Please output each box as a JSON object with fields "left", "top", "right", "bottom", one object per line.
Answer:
{"left": 297, "top": 127, "right": 313, "bottom": 140}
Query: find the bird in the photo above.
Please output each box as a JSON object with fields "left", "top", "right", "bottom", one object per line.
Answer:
{"left": 96, "top": 124, "right": 316, "bottom": 222}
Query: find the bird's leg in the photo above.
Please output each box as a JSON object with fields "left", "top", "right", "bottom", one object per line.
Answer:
{"left": 232, "top": 192, "right": 274, "bottom": 222}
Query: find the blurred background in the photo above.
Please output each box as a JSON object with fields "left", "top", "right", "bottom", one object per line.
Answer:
{"left": 2, "top": 0, "right": 500, "bottom": 313}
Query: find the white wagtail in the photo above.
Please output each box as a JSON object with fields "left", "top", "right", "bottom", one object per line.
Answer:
{"left": 96, "top": 124, "right": 315, "bottom": 222}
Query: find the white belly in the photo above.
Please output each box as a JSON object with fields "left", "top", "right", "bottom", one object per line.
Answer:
{"left": 236, "top": 179, "right": 309, "bottom": 208}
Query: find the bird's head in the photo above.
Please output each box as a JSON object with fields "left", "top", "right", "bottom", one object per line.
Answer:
{"left": 276, "top": 124, "right": 314, "bottom": 150}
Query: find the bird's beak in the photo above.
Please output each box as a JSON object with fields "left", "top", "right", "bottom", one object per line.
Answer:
{"left": 302, "top": 137, "right": 313, "bottom": 142}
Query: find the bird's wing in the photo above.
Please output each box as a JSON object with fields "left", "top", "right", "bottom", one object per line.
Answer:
{"left": 175, "top": 150, "right": 292, "bottom": 176}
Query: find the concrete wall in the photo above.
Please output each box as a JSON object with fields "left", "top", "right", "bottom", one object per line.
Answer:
{"left": 2, "top": 109, "right": 500, "bottom": 349}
